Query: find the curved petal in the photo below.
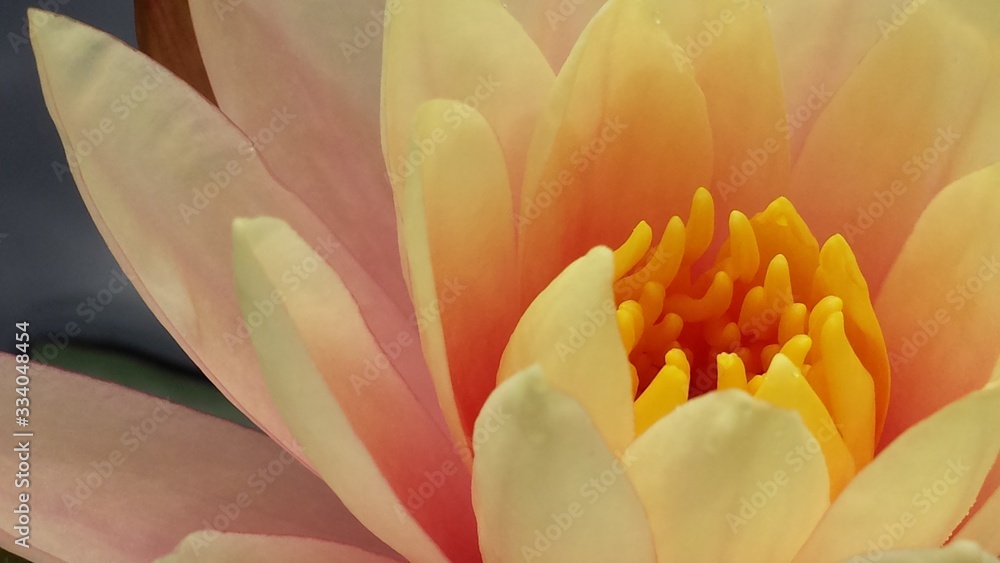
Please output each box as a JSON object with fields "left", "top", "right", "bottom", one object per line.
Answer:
{"left": 787, "top": 0, "right": 999, "bottom": 294}
{"left": 656, "top": 0, "right": 791, "bottom": 216}
{"left": 875, "top": 162, "right": 1000, "bottom": 444}
{"left": 232, "top": 217, "right": 479, "bottom": 563}
{"left": 497, "top": 247, "right": 634, "bottom": 453}
{"left": 955, "top": 484, "right": 1000, "bottom": 555}
{"left": 836, "top": 541, "right": 997, "bottom": 563}
{"left": 472, "top": 366, "right": 656, "bottom": 563}
{"left": 156, "top": 533, "right": 400, "bottom": 562}
{"left": 189, "top": 0, "right": 408, "bottom": 312}
{"left": 517, "top": 0, "right": 714, "bottom": 302}
{"left": 400, "top": 100, "right": 519, "bottom": 449}
{"left": 381, "top": 0, "right": 555, "bottom": 201}
{"left": 135, "top": 0, "right": 214, "bottom": 102}
{"left": 502, "top": 0, "right": 605, "bottom": 70}
{"left": 626, "top": 390, "right": 829, "bottom": 563}
{"left": 0, "top": 354, "right": 386, "bottom": 563}
{"left": 793, "top": 382, "right": 1000, "bottom": 563}
{"left": 30, "top": 11, "right": 439, "bottom": 456}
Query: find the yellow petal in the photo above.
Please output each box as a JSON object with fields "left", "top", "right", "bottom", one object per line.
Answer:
{"left": 954, "top": 484, "right": 1000, "bottom": 555}
{"left": 626, "top": 390, "right": 829, "bottom": 563}
{"left": 793, "top": 382, "right": 1000, "bottom": 562}
{"left": 498, "top": 247, "right": 634, "bottom": 453}
{"left": 832, "top": 541, "right": 999, "bottom": 563}
{"left": 472, "top": 367, "right": 656, "bottom": 563}
{"left": 517, "top": 0, "right": 713, "bottom": 303}
{"left": 156, "top": 533, "right": 397, "bottom": 563}
{"left": 400, "top": 99, "right": 519, "bottom": 454}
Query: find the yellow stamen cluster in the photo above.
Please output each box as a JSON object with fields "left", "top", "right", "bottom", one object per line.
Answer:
{"left": 612, "top": 188, "right": 890, "bottom": 497}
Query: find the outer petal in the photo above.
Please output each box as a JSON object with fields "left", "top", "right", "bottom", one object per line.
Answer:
{"left": 656, "top": 0, "right": 791, "bottom": 216}
{"left": 502, "top": 0, "right": 605, "bottom": 70}
{"left": 517, "top": 0, "right": 714, "bottom": 302}
{"left": 875, "top": 162, "right": 1000, "bottom": 444}
{"left": 0, "top": 355, "right": 386, "bottom": 563}
{"left": 787, "top": 0, "right": 1000, "bottom": 293}
{"left": 156, "top": 533, "right": 399, "bottom": 562}
{"left": 30, "top": 11, "right": 436, "bottom": 458}
{"left": 497, "top": 247, "right": 634, "bottom": 453}
{"left": 626, "top": 390, "right": 829, "bottom": 563}
{"left": 955, "top": 485, "right": 1000, "bottom": 555}
{"left": 836, "top": 541, "right": 997, "bottom": 563}
{"left": 472, "top": 367, "right": 656, "bottom": 563}
{"left": 400, "top": 100, "right": 519, "bottom": 449}
{"left": 189, "top": 0, "right": 408, "bottom": 312}
{"left": 793, "top": 382, "right": 1000, "bottom": 563}
{"left": 232, "top": 218, "right": 479, "bottom": 563}
{"left": 381, "top": 0, "right": 555, "bottom": 200}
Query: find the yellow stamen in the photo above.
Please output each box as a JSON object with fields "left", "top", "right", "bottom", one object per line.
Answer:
{"left": 683, "top": 187, "right": 714, "bottom": 264}
{"left": 716, "top": 353, "right": 747, "bottom": 391}
{"left": 634, "top": 349, "right": 691, "bottom": 435}
{"left": 613, "top": 221, "right": 653, "bottom": 279}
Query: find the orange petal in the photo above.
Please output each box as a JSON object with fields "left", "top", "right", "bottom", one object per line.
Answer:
{"left": 787, "top": 1, "right": 999, "bottom": 294}
{"left": 656, "top": 0, "right": 791, "bottom": 216}
{"left": 517, "top": 0, "right": 714, "bottom": 303}
{"left": 188, "top": 0, "right": 410, "bottom": 314}
{"left": 156, "top": 533, "right": 398, "bottom": 562}
{"left": 399, "top": 100, "right": 519, "bottom": 452}
{"left": 232, "top": 218, "right": 479, "bottom": 563}
{"left": 0, "top": 355, "right": 386, "bottom": 562}
{"left": 472, "top": 367, "right": 657, "bottom": 563}
{"left": 498, "top": 247, "right": 634, "bottom": 453}
{"left": 876, "top": 162, "right": 1000, "bottom": 445}
{"left": 381, "top": 0, "right": 554, "bottom": 201}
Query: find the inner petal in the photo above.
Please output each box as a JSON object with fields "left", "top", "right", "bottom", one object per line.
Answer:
{"left": 614, "top": 188, "right": 889, "bottom": 497}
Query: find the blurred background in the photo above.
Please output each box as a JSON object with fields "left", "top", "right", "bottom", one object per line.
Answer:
{"left": 1, "top": 2, "right": 250, "bottom": 557}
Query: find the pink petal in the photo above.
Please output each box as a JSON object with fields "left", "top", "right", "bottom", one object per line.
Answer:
{"left": 502, "top": 0, "right": 606, "bottom": 70}
{"left": 0, "top": 354, "right": 388, "bottom": 563}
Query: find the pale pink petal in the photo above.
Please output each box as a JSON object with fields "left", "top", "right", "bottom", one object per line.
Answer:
{"left": 156, "top": 532, "right": 400, "bottom": 562}
{"left": 787, "top": 1, "right": 1000, "bottom": 294}
{"left": 399, "top": 100, "right": 519, "bottom": 449}
{"left": 0, "top": 354, "right": 387, "bottom": 563}
{"left": 30, "top": 10, "right": 439, "bottom": 456}
{"left": 232, "top": 217, "right": 479, "bottom": 562}
{"left": 875, "top": 162, "right": 1000, "bottom": 444}
{"left": 793, "top": 382, "right": 1000, "bottom": 563}
{"left": 472, "top": 367, "right": 656, "bottom": 563}
{"left": 626, "top": 390, "right": 829, "bottom": 563}
{"left": 498, "top": 247, "right": 634, "bottom": 453}
{"left": 502, "top": 0, "right": 605, "bottom": 70}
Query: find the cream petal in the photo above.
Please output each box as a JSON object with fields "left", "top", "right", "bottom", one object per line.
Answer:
{"left": 626, "top": 390, "right": 829, "bottom": 563}
{"left": 232, "top": 217, "right": 479, "bottom": 562}
{"left": 794, "top": 382, "right": 1000, "bottom": 563}
{"left": 381, "top": 0, "right": 554, "bottom": 202}
{"left": 472, "top": 367, "right": 656, "bottom": 563}
{"left": 498, "top": 247, "right": 634, "bottom": 453}
{"left": 156, "top": 532, "right": 400, "bottom": 562}
{"left": 0, "top": 354, "right": 386, "bottom": 562}
{"left": 836, "top": 540, "right": 997, "bottom": 563}
{"left": 400, "top": 100, "right": 519, "bottom": 450}
{"left": 787, "top": 0, "right": 1000, "bottom": 294}
{"left": 955, "top": 483, "right": 1000, "bottom": 556}
{"left": 875, "top": 162, "right": 1000, "bottom": 444}
{"left": 29, "top": 10, "right": 437, "bottom": 459}
{"left": 516, "top": 0, "right": 714, "bottom": 302}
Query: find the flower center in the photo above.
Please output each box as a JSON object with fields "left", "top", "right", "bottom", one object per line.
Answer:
{"left": 612, "top": 188, "right": 890, "bottom": 496}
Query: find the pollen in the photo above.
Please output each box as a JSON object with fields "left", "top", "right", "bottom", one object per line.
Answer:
{"left": 613, "top": 188, "right": 890, "bottom": 498}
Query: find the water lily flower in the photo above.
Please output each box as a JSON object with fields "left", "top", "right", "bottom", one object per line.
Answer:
{"left": 8, "top": 0, "right": 1000, "bottom": 561}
